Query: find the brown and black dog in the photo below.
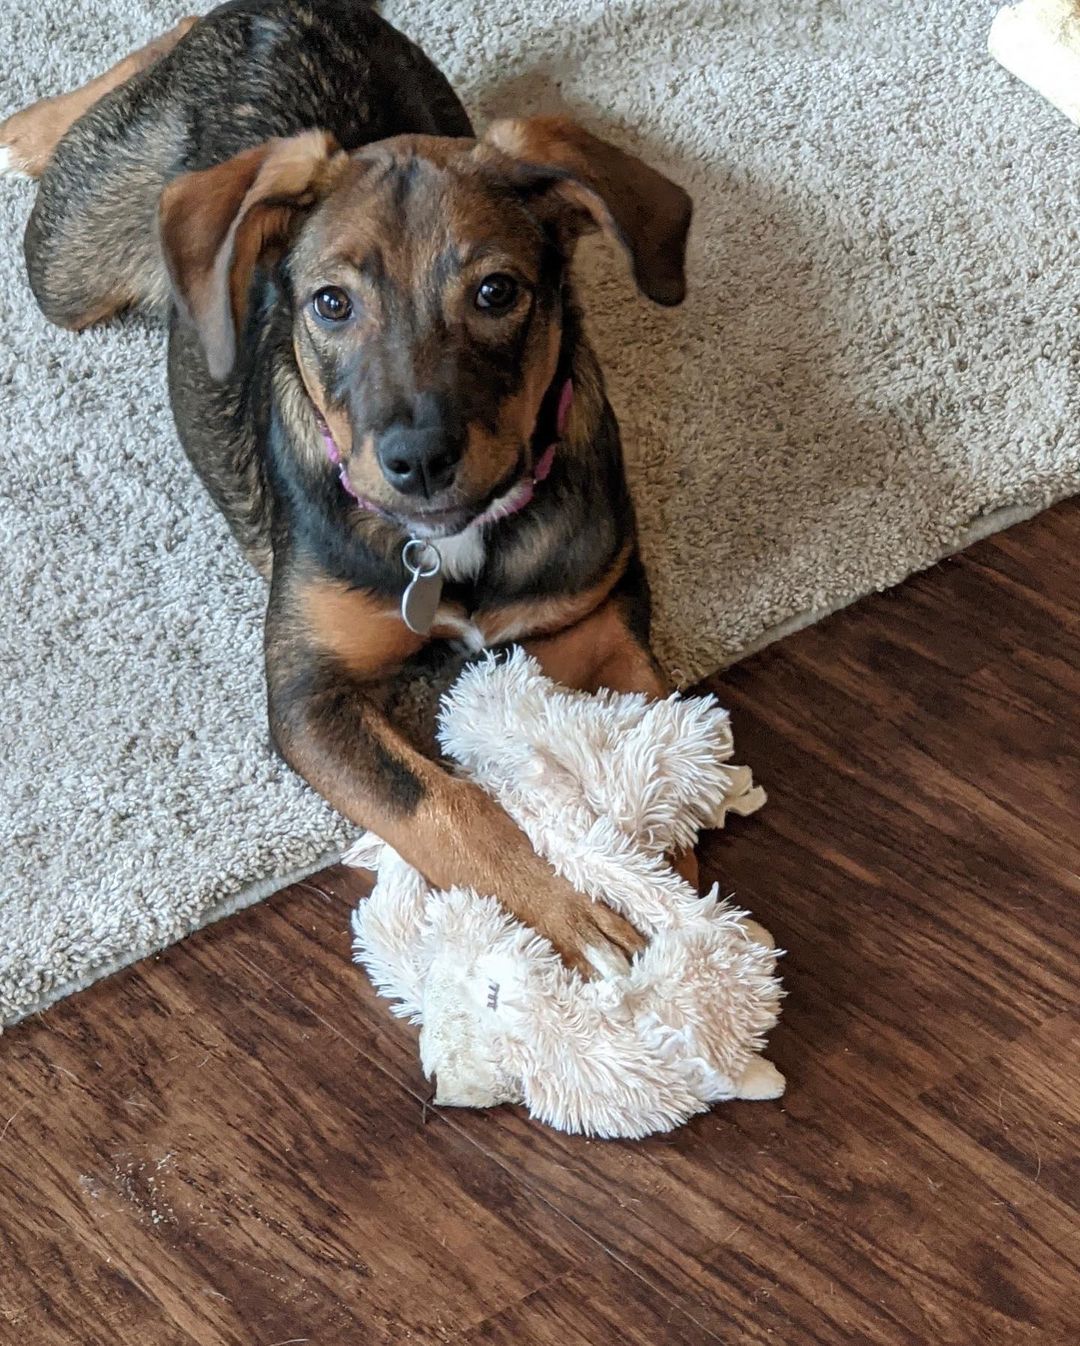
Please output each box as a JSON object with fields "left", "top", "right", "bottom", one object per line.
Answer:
{"left": 1, "top": 0, "right": 694, "bottom": 973}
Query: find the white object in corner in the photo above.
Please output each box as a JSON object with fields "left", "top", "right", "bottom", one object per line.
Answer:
{"left": 989, "top": 0, "right": 1080, "bottom": 125}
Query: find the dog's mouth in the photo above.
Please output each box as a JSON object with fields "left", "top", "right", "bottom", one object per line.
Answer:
{"left": 388, "top": 452, "right": 528, "bottom": 538}
{"left": 398, "top": 503, "right": 483, "bottom": 538}
{"left": 321, "top": 378, "right": 571, "bottom": 539}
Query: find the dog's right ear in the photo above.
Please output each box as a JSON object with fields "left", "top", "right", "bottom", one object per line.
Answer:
{"left": 158, "top": 130, "right": 347, "bottom": 380}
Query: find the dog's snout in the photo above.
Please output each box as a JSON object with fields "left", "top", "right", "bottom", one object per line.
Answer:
{"left": 377, "top": 416, "right": 462, "bottom": 499}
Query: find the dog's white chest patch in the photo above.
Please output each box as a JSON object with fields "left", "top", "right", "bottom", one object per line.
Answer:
{"left": 435, "top": 528, "right": 486, "bottom": 581}
{"left": 435, "top": 612, "right": 491, "bottom": 655}
{"left": 430, "top": 527, "right": 490, "bottom": 651}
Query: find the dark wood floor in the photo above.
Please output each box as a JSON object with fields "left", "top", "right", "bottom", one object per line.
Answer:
{"left": 2, "top": 502, "right": 1079, "bottom": 1345}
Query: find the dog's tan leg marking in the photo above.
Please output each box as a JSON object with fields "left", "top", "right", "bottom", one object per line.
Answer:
{"left": 63, "top": 292, "right": 137, "bottom": 333}
{"left": 266, "top": 570, "right": 646, "bottom": 978}
{"left": 524, "top": 597, "right": 667, "bottom": 696}
{"left": 270, "top": 664, "right": 646, "bottom": 977}
{"left": 0, "top": 17, "right": 198, "bottom": 179}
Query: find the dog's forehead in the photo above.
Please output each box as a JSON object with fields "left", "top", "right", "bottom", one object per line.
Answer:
{"left": 301, "top": 142, "right": 542, "bottom": 268}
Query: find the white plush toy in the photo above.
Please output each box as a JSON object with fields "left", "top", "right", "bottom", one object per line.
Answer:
{"left": 347, "top": 649, "right": 785, "bottom": 1139}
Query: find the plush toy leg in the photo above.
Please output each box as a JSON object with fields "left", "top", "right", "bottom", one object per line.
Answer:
{"left": 734, "top": 1057, "right": 786, "bottom": 1100}
{"left": 704, "top": 765, "right": 767, "bottom": 828}
{"left": 740, "top": 918, "right": 776, "bottom": 949}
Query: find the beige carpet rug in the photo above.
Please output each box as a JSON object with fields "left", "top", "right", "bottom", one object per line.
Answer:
{"left": 1, "top": 0, "right": 1077, "bottom": 1025}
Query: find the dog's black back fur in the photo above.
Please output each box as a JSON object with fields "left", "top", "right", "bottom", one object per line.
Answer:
{"left": 182, "top": 0, "right": 472, "bottom": 169}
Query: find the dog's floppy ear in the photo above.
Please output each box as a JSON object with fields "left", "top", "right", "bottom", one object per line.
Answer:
{"left": 483, "top": 117, "right": 691, "bottom": 306}
{"left": 158, "top": 130, "right": 347, "bottom": 379}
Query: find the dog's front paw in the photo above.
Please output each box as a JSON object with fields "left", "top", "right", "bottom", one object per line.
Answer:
{"left": 668, "top": 846, "right": 701, "bottom": 891}
{"left": 518, "top": 879, "right": 644, "bottom": 980}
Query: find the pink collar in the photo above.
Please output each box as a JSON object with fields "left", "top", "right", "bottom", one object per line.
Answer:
{"left": 315, "top": 378, "right": 573, "bottom": 528}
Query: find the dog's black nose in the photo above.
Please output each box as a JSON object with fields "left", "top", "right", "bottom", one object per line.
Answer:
{"left": 377, "top": 425, "right": 462, "bottom": 498}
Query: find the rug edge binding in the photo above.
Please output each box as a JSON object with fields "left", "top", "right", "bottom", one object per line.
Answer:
{"left": 709, "top": 495, "right": 1067, "bottom": 671}
{"left": 2, "top": 847, "right": 344, "bottom": 1030}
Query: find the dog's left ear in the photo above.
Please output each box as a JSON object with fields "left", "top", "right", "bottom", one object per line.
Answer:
{"left": 483, "top": 117, "right": 692, "bottom": 306}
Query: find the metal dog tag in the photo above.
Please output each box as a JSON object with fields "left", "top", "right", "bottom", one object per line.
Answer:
{"left": 401, "top": 539, "right": 443, "bottom": 635}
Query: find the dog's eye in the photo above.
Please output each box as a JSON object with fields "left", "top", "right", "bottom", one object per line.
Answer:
{"left": 474, "top": 273, "right": 519, "bottom": 313}
{"left": 312, "top": 286, "right": 353, "bottom": 322}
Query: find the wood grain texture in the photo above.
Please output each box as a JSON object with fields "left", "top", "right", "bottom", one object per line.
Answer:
{"left": 3, "top": 501, "right": 1079, "bottom": 1344}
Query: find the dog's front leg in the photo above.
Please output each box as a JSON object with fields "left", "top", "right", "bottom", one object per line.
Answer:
{"left": 265, "top": 627, "right": 644, "bottom": 977}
